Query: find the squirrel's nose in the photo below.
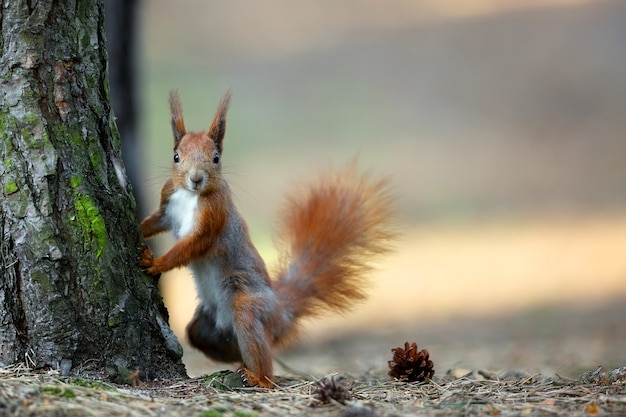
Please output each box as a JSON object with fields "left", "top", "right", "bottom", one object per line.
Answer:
{"left": 189, "top": 172, "right": 206, "bottom": 189}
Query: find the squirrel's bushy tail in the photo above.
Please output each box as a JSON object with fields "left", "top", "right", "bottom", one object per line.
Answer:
{"left": 273, "top": 163, "right": 395, "bottom": 332}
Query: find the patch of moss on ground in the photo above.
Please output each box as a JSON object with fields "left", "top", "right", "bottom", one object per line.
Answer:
{"left": 70, "top": 377, "right": 116, "bottom": 391}
{"left": 40, "top": 386, "right": 76, "bottom": 398}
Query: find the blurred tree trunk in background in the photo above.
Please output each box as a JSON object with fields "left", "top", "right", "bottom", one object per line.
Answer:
{"left": 0, "top": 0, "right": 185, "bottom": 380}
{"left": 105, "top": 0, "right": 146, "bottom": 216}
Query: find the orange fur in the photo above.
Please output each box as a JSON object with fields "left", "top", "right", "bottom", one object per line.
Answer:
{"left": 140, "top": 90, "right": 395, "bottom": 388}
{"left": 140, "top": 180, "right": 229, "bottom": 275}
{"left": 231, "top": 292, "right": 275, "bottom": 388}
{"left": 273, "top": 165, "right": 395, "bottom": 323}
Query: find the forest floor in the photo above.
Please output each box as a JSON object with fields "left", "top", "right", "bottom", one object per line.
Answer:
{"left": 1, "top": 298, "right": 625, "bottom": 417}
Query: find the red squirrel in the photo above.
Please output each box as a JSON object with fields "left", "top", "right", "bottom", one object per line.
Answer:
{"left": 139, "top": 90, "right": 395, "bottom": 388}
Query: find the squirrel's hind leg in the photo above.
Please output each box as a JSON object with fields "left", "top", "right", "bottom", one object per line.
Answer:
{"left": 231, "top": 294, "right": 275, "bottom": 388}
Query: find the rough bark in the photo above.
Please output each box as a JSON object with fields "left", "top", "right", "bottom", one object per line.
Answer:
{"left": 0, "top": 1, "right": 185, "bottom": 380}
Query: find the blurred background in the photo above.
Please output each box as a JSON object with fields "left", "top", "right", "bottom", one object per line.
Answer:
{"left": 109, "top": 0, "right": 626, "bottom": 377}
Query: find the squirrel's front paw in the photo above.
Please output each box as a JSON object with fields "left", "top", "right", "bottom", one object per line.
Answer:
{"left": 139, "top": 246, "right": 160, "bottom": 277}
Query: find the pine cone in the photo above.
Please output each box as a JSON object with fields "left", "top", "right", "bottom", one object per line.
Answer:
{"left": 388, "top": 342, "right": 434, "bottom": 382}
{"left": 314, "top": 376, "right": 350, "bottom": 404}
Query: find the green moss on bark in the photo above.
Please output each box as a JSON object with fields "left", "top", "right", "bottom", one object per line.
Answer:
{"left": 3, "top": 181, "right": 18, "bottom": 195}
{"left": 70, "top": 176, "right": 83, "bottom": 189}
{"left": 4, "top": 187, "right": 28, "bottom": 218}
{"left": 72, "top": 192, "right": 107, "bottom": 258}
{"left": 30, "top": 270, "right": 53, "bottom": 294}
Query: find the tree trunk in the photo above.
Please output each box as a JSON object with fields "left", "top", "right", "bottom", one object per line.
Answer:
{"left": 0, "top": 0, "right": 186, "bottom": 381}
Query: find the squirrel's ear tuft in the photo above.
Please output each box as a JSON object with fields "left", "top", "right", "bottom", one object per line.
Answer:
{"left": 169, "top": 89, "right": 186, "bottom": 148}
{"left": 208, "top": 90, "right": 232, "bottom": 153}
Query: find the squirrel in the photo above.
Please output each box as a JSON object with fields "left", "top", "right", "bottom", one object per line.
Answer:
{"left": 139, "top": 90, "right": 395, "bottom": 388}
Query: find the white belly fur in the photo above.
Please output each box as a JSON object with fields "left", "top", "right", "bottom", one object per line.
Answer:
{"left": 189, "top": 258, "right": 234, "bottom": 330}
{"left": 166, "top": 188, "right": 234, "bottom": 331}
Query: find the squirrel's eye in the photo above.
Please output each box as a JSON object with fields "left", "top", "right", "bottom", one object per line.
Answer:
{"left": 173, "top": 152, "right": 180, "bottom": 163}
{"left": 213, "top": 153, "right": 220, "bottom": 164}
